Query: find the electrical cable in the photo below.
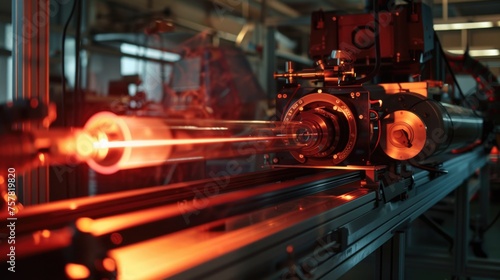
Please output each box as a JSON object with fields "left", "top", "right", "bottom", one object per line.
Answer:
{"left": 340, "top": 0, "right": 380, "bottom": 85}
{"left": 483, "top": 209, "right": 500, "bottom": 232}
{"left": 434, "top": 32, "right": 481, "bottom": 117}
{"left": 281, "top": 85, "right": 302, "bottom": 118}
{"left": 61, "top": 0, "right": 78, "bottom": 126}
{"left": 369, "top": 109, "right": 381, "bottom": 154}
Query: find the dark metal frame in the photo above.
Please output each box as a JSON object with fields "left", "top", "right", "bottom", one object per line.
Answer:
{"left": 172, "top": 147, "right": 489, "bottom": 279}
{"left": 406, "top": 163, "right": 499, "bottom": 279}
{"left": 12, "top": 0, "right": 50, "bottom": 205}
{"left": 0, "top": 147, "right": 489, "bottom": 279}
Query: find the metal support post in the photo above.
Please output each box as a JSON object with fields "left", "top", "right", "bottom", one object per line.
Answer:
{"left": 12, "top": 0, "right": 51, "bottom": 205}
{"left": 453, "top": 181, "right": 469, "bottom": 278}
{"left": 263, "top": 26, "right": 276, "bottom": 97}
{"left": 377, "top": 231, "right": 406, "bottom": 280}
{"left": 478, "top": 164, "right": 490, "bottom": 232}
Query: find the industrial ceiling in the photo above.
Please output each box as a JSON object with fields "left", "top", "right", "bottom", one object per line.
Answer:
{"left": 0, "top": 0, "right": 499, "bottom": 73}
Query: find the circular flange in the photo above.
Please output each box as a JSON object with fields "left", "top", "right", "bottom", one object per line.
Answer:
{"left": 283, "top": 93, "right": 357, "bottom": 165}
{"left": 381, "top": 110, "right": 427, "bottom": 160}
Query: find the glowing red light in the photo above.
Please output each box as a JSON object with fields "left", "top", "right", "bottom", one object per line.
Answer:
{"left": 30, "top": 99, "right": 39, "bottom": 108}
{"left": 111, "top": 232, "right": 123, "bottom": 245}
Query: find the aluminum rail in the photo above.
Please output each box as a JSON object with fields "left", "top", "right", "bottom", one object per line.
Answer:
{"left": 0, "top": 169, "right": 363, "bottom": 279}
{"left": 0, "top": 148, "right": 488, "bottom": 279}
{"left": 1, "top": 168, "right": 329, "bottom": 235}
{"left": 166, "top": 147, "right": 488, "bottom": 279}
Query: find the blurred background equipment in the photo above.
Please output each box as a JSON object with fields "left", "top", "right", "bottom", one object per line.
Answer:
{"left": 1, "top": 0, "right": 500, "bottom": 279}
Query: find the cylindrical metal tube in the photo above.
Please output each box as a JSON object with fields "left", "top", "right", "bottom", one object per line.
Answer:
{"left": 78, "top": 112, "right": 317, "bottom": 174}
{"left": 380, "top": 92, "right": 483, "bottom": 162}
{"left": 439, "top": 103, "right": 483, "bottom": 151}
{"left": 411, "top": 101, "right": 483, "bottom": 161}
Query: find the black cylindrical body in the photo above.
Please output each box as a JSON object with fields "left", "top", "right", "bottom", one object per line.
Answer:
{"left": 381, "top": 92, "right": 483, "bottom": 162}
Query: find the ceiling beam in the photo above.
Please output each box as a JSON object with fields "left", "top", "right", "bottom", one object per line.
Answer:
{"left": 248, "top": 0, "right": 300, "bottom": 17}
{"left": 434, "top": 0, "right": 494, "bottom": 3}
{"left": 433, "top": 14, "right": 500, "bottom": 24}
